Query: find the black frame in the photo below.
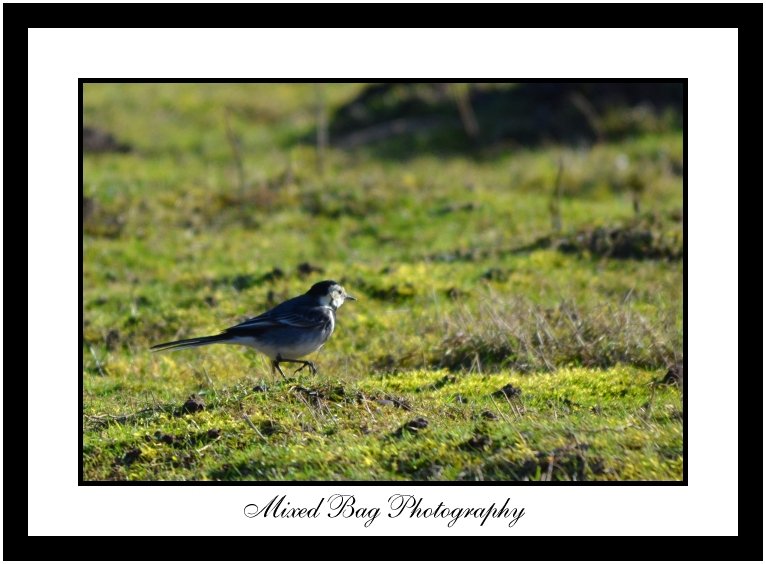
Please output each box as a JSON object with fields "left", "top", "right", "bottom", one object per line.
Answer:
{"left": 15, "top": 8, "right": 756, "bottom": 557}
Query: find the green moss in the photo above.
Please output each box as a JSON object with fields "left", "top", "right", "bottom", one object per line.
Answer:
{"left": 83, "top": 367, "right": 681, "bottom": 481}
{"left": 83, "top": 83, "right": 683, "bottom": 481}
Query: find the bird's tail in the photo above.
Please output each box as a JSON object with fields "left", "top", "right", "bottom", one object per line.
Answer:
{"left": 150, "top": 333, "right": 230, "bottom": 352}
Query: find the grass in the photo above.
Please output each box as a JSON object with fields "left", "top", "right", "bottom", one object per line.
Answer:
{"left": 84, "top": 367, "right": 681, "bottom": 481}
{"left": 83, "top": 83, "right": 683, "bottom": 481}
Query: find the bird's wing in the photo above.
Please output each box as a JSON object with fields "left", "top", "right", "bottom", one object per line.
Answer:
{"left": 227, "top": 305, "right": 331, "bottom": 332}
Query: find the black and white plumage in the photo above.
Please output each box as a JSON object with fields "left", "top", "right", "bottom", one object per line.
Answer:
{"left": 151, "top": 280, "right": 356, "bottom": 378}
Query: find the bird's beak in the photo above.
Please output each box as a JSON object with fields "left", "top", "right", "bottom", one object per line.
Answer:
{"left": 345, "top": 294, "right": 357, "bottom": 301}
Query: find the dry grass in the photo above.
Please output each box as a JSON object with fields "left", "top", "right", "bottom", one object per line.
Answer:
{"left": 435, "top": 293, "right": 680, "bottom": 373}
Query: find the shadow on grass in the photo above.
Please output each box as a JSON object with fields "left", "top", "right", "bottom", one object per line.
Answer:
{"left": 308, "top": 83, "right": 684, "bottom": 161}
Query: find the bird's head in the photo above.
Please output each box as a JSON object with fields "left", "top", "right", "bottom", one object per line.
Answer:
{"left": 307, "top": 280, "right": 356, "bottom": 310}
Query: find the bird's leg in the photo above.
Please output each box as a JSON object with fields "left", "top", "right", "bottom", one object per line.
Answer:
{"left": 272, "top": 360, "right": 287, "bottom": 379}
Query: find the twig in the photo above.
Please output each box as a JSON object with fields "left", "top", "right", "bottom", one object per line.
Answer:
{"left": 224, "top": 108, "right": 245, "bottom": 193}
{"left": 579, "top": 423, "right": 637, "bottom": 434}
{"left": 196, "top": 437, "right": 221, "bottom": 454}
{"left": 563, "top": 306, "right": 589, "bottom": 349}
{"left": 489, "top": 395, "right": 528, "bottom": 448}
{"left": 335, "top": 116, "right": 446, "bottom": 149}
{"left": 315, "top": 83, "right": 328, "bottom": 175}
{"left": 634, "top": 311, "right": 673, "bottom": 368}
{"left": 242, "top": 413, "right": 266, "bottom": 439}
{"left": 534, "top": 309, "right": 558, "bottom": 368}
{"left": 489, "top": 395, "right": 511, "bottom": 424}
{"left": 88, "top": 345, "right": 106, "bottom": 377}
{"left": 450, "top": 83, "right": 480, "bottom": 139}
{"left": 83, "top": 406, "right": 162, "bottom": 427}
{"left": 569, "top": 92, "right": 603, "bottom": 141}
{"left": 291, "top": 388, "right": 323, "bottom": 427}
{"left": 544, "top": 457, "right": 554, "bottom": 481}
{"left": 549, "top": 157, "right": 564, "bottom": 233}
{"left": 504, "top": 393, "right": 524, "bottom": 419}
{"left": 199, "top": 364, "right": 218, "bottom": 398}
{"left": 359, "top": 393, "right": 377, "bottom": 422}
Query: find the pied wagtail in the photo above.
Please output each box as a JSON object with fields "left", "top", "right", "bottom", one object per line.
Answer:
{"left": 151, "top": 280, "right": 356, "bottom": 378}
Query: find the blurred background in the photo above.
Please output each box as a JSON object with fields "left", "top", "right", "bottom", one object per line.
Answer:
{"left": 83, "top": 83, "right": 683, "bottom": 481}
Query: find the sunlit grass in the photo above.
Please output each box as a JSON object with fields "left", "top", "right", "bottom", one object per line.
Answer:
{"left": 83, "top": 83, "right": 683, "bottom": 481}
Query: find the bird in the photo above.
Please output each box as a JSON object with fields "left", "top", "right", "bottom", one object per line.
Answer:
{"left": 151, "top": 280, "right": 356, "bottom": 378}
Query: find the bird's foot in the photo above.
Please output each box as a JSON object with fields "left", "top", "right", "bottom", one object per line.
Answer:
{"left": 292, "top": 361, "right": 318, "bottom": 377}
